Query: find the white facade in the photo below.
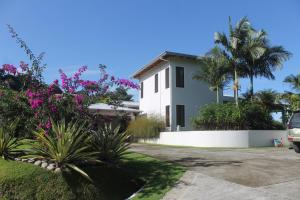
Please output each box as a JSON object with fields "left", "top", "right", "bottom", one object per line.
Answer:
{"left": 133, "top": 51, "right": 222, "bottom": 131}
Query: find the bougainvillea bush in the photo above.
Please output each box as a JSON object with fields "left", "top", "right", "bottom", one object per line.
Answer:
{"left": 0, "top": 62, "right": 139, "bottom": 137}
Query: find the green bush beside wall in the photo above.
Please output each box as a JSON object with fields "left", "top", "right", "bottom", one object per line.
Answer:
{"left": 192, "top": 102, "right": 285, "bottom": 130}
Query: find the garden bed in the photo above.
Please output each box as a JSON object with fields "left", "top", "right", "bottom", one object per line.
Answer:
{"left": 0, "top": 152, "right": 185, "bottom": 200}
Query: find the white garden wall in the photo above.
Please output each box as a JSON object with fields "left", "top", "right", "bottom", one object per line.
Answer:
{"left": 141, "top": 130, "right": 288, "bottom": 148}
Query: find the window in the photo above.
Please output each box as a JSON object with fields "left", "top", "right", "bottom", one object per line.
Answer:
{"left": 154, "top": 74, "right": 158, "bottom": 93}
{"left": 141, "top": 82, "right": 144, "bottom": 98}
{"left": 165, "top": 105, "right": 170, "bottom": 127}
{"left": 176, "top": 105, "right": 185, "bottom": 127}
{"left": 165, "top": 68, "right": 169, "bottom": 89}
{"left": 176, "top": 67, "right": 184, "bottom": 88}
{"left": 290, "top": 112, "right": 300, "bottom": 128}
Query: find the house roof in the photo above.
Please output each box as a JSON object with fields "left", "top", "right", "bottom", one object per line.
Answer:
{"left": 121, "top": 101, "right": 139, "bottom": 108}
{"left": 88, "top": 103, "right": 141, "bottom": 113}
{"left": 132, "top": 51, "right": 200, "bottom": 79}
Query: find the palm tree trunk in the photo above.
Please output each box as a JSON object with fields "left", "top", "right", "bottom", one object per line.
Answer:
{"left": 216, "top": 86, "right": 219, "bottom": 104}
{"left": 234, "top": 67, "right": 239, "bottom": 106}
{"left": 250, "top": 69, "right": 254, "bottom": 100}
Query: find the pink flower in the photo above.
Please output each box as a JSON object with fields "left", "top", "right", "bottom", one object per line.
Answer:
{"left": 49, "top": 105, "right": 57, "bottom": 112}
{"left": 53, "top": 79, "right": 59, "bottom": 85}
{"left": 45, "top": 120, "right": 52, "bottom": 129}
{"left": 19, "top": 61, "right": 29, "bottom": 72}
{"left": 74, "top": 94, "right": 84, "bottom": 105}
{"left": 30, "top": 99, "right": 44, "bottom": 109}
{"left": 2, "top": 64, "right": 17, "bottom": 75}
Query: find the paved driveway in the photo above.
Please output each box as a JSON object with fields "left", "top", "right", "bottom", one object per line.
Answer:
{"left": 131, "top": 144, "right": 300, "bottom": 200}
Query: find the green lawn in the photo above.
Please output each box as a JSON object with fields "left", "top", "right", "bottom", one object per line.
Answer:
{"left": 0, "top": 152, "right": 185, "bottom": 200}
{"left": 121, "top": 152, "right": 185, "bottom": 200}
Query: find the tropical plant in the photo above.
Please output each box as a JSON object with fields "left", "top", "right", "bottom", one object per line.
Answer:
{"left": 0, "top": 121, "right": 21, "bottom": 159}
{"left": 242, "top": 30, "right": 291, "bottom": 98}
{"left": 280, "top": 73, "right": 300, "bottom": 119}
{"left": 127, "top": 116, "right": 165, "bottom": 140}
{"left": 192, "top": 102, "right": 279, "bottom": 130}
{"left": 91, "top": 124, "right": 131, "bottom": 163}
{"left": 214, "top": 16, "right": 252, "bottom": 105}
{"left": 280, "top": 92, "right": 300, "bottom": 115}
{"left": 243, "top": 89, "right": 281, "bottom": 112}
{"left": 24, "top": 120, "right": 99, "bottom": 180}
{"left": 284, "top": 74, "right": 300, "bottom": 91}
{"left": 194, "top": 46, "right": 230, "bottom": 103}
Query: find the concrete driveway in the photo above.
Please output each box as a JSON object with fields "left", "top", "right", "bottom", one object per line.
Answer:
{"left": 131, "top": 143, "right": 300, "bottom": 200}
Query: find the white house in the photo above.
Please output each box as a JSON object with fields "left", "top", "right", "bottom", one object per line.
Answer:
{"left": 133, "top": 51, "right": 223, "bottom": 131}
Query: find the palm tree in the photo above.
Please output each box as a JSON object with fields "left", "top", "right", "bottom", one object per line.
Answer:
{"left": 254, "top": 89, "right": 280, "bottom": 112}
{"left": 282, "top": 73, "right": 300, "bottom": 114}
{"left": 284, "top": 74, "right": 300, "bottom": 91}
{"left": 193, "top": 46, "right": 230, "bottom": 103}
{"left": 242, "top": 30, "right": 291, "bottom": 98}
{"left": 214, "top": 16, "right": 251, "bottom": 105}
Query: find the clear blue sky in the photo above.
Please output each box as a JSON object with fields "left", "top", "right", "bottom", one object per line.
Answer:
{"left": 1, "top": 0, "right": 300, "bottom": 99}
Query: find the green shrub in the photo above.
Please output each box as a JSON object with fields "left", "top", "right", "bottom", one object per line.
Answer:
{"left": 127, "top": 116, "right": 165, "bottom": 140}
{"left": 91, "top": 124, "right": 131, "bottom": 163}
{"left": 192, "top": 102, "right": 281, "bottom": 130}
{"left": 0, "top": 157, "right": 141, "bottom": 200}
{"left": 0, "top": 89, "right": 35, "bottom": 138}
{"left": 0, "top": 121, "right": 22, "bottom": 160}
{"left": 24, "top": 120, "right": 99, "bottom": 180}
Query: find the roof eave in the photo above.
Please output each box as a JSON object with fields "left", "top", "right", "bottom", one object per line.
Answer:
{"left": 132, "top": 51, "right": 200, "bottom": 79}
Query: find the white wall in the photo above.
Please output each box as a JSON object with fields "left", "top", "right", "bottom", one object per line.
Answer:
{"left": 137, "top": 57, "right": 223, "bottom": 131}
{"left": 169, "top": 58, "right": 221, "bottom": 131}
{"left": 142, "top": 130, "right": 288, "bottom": 148}
{"left": 139, "top": 62, "right": 170, "bottom": 120}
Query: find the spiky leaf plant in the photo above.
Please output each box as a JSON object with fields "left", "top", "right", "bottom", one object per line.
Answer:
{"left": 91, "top": 124, "right": 131, "bottom": 163}
{"left": 24, "top": 120, "right": 99, "bottom": 180}
{"left": 0, "top": 120, "right": 21, "bottom": 160}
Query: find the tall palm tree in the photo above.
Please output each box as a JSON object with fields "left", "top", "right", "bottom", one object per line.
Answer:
{"left": 284, "top": 74, "right": 300, "bottom": 91}
{"left": 243, "top": 30, "right": 291, "bottom": 98}
{"left": 193, "top": 46, "right": 230, "bottom": 103}
{"left": 214, "top": 16, "right": 251, "bottom": 105}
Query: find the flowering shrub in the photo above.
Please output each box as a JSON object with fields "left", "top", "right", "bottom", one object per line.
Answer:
{"left": 1, "top": 60, "right": 139, "bottom": 134}
{"left": 23, "top": 64, "right": 138, "bottom": 130}
{"left": 0, "top": 61, "right": 37, "bottom": 91}
{"left": 2, "top": 64, "right": 17, "bottom": 75}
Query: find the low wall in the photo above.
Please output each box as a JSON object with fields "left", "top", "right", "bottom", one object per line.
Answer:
{"left": 141, "top": 130, "right": 288, "bottom": 148}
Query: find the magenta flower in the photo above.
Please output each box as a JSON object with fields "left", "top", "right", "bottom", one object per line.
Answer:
{"left": 19, "top": 61, "right": 29, "bottom": 72}
{"left": 74, "top": 94, "right": 84, "bottom": 105}
{"left": 45, "top": 119, "right": 52, "bottom": 129}
{"left": 2, "top": 64, "right": 17, "bottom": 75}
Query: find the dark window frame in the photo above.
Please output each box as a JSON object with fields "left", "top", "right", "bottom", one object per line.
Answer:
{"left": 176, "top": 67, "right": 184, "bottom": 88}
{"left": 154, "top": 74, "right": 158, "bottom": 93}
{"left": 165, "top": 68, "right": 169, "bottom": 89}
{"left": 165, "top": 105, "right": 170, "bottom": 127}
{"left": 141, "top": 82, "right": 144, "bottom": 98}
{"left": 176, "top": 105, "right": 185, "bottom": 127}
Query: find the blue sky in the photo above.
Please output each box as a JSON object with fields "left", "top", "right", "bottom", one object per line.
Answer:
{"left": 0, "top": 0, "right": 300, "bottom": 99}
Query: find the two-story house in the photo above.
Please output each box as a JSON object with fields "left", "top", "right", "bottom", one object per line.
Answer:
{"left": 133, "top": 51, "right": 223, "bottom": 131}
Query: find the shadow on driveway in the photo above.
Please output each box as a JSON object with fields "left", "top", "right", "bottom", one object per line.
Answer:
{"left": 170, "top": 157, "right": 243, "bottom": 167}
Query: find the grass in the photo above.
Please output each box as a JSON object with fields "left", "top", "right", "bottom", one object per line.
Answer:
{"left": 0, "top": 152, "right": 185, "bottom": 200}
{"left": 121, "top": 152, "right": 185, "bottom": 200}
{"left": 0, "top": 158, "right": 74, "bottom": 200}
